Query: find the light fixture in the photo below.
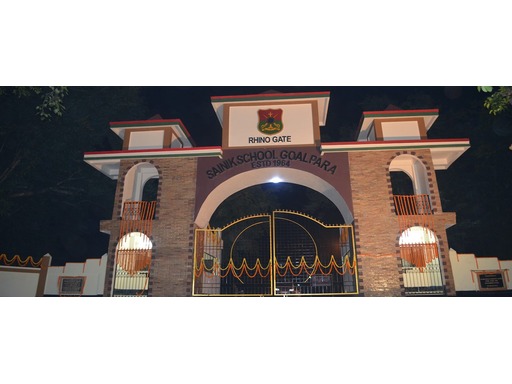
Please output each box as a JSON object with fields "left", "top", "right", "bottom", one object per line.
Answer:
{"left": 269, "top": 176, "right": 283, "bottom": 183}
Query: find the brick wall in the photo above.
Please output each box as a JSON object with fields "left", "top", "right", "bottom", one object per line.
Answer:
{"left": 150, "top": 157, "right": 197, "bottom": 296}
{"left": 357, "top": 254, "right": 403, "bottom": 297}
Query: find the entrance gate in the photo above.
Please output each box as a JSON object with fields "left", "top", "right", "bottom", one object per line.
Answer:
{"left": 193, "top": 210, "right": 358, "bottom": 296}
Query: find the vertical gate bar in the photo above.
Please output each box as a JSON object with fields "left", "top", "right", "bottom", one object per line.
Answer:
{"left": 192, "top": 228, "right": 198, "bottom": 296}
{"left": 350, "top": 225, "right": 359, "bottom": 294}
{"left": 271, "top": 212, "right": 275, "bottom": 296}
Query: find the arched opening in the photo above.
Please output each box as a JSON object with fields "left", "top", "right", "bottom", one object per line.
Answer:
{"left": 210, "top": 182, "right": 346, "bottom": 227}
{"left": 399, "top": 226, "right": 444, "bottom": 296}
{"left": 142, "top": 178, "right": 158, "bottom": 202}
{"left": 389, "top": 155, "right": 429, "bottom": 195}
{"left": 195, "top": 167, "right": 353, "bottom": 229}
{"left": 122, "top": 162, "right": 159, "bottom": 206}
{"left": 121, "top": 162, "right": 159, "bottom": 220}
{"left": 112, "top": 232, "right": 153, "bottom": 297}
{"left": 390, "top": 155, "right": 432, "bottom": 215}
{"left": 390, "top": 171, "right": 415, "bottom": 195}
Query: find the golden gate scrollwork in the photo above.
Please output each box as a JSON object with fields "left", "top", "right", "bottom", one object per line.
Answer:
{"left": 193, "top": 211, "right": 358, "bottom": 296}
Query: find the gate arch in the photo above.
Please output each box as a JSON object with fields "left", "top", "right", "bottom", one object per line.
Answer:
{"left": 195, "top": 167, "right": 353, "bottom": 228}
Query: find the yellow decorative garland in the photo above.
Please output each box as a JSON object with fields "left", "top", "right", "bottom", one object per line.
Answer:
{"left": 195, "top": 254, "right": 356, "bottom": 279}
{"left": 0, "top": 254, "right": 44, "bottom": 267}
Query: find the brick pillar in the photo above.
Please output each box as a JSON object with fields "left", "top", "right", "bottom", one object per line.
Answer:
{"left": 357, "top": 254, "right": 403, "bottom": 297}
{"left": 150, "top": 157, "right": 198, "bottom": 296}
{"left": 349, "top": 151, "right": 403, "bottom": 296}
{"left": 102, "top": 159, "right": 132, "bottom": 297}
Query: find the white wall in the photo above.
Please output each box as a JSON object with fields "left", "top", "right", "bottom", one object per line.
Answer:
{"left": 128, "top": 131, "right": 164, "bottom": 150}
{"left": 381, "top": 121, "right": 421, "bottom": 141}
{"left": 4, "top": 249, "right": 509, "bottom": 296}
{"left": 44, "top": 254, "right": 107, "bottom": 296}
{"left": 449, "top": 248, "right": 512, "bottom": 292}
{"left": 0, "top": 268, "right": 40, "bottom": 297}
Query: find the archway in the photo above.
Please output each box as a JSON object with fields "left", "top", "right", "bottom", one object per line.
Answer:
{"left": 210, "top": 182, "right": 346, "bottom": 228}
{"left": 193, "top": 170, "right": 357, "bottom": 296}
{"left": 389, "top": 154, "right": 429, "bottom": 195}
{"left": 399, "top": 226, "right": 444, "bottom": 295}
{"left": 195, "top": 167, "right": 353, "bottom": 229}
{"left": 390, "top": 155, "right": 432, "bottom": 215}
{"left": 112, "top": 232, "right": 153, "bottom": 297}
{"left": 121, "top": 162, "right": 159, "bottom": 207}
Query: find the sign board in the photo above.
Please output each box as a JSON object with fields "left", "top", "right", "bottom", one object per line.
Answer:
{"left": 477, "top": 271, "right": 506, "bottom": 291}
{"left": 222, "top": 101, "right": 321, "bottom": 149}
{"left": 58, "top": 276, "right": 86, "bottom": 296}
{"left": 312, "top": 275, "right": 332, "bottom": 287}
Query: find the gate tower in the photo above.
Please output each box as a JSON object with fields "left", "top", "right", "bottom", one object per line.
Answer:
{"left": 84, "top": 91, "right": 470, "bottom": 296}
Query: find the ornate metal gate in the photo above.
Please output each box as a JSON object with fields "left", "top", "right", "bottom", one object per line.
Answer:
{"left": 193, "top": 210, "right": 358, "bottom": 296}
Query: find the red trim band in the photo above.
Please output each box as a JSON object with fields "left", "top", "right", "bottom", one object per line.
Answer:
{"left": 322, "top": 138, "right": 469, "bottom": 146}
{"left": 109, "top": 118, "right": 185, "bottom": 126}
{"left": 211, "top": 91, "right": 331, "bottom": 101}
{"left": 84, "top": 146, "right": 222, "bottom": 156}
{"left": 362, "top": 109, "right": 439, "bottom": 116}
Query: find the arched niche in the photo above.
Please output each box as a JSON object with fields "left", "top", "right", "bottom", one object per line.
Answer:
{"left": 398, "top": 226, "right": 444, "bottom": 294}
{"left": 113, "top": 232, "right": 153, "bottom": 297}
{"left": 389, "top": 154, "right": 429, "bottom": 195}
{"left": 399, "top": 226, "right": 440, "bottom": 269}
{"left": 122, "top": 162, "right": 159, "bottom": 205}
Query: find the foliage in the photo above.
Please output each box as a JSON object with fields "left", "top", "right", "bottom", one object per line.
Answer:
{"left": 0, "top": 86, "right": 68, "bottom": 121}
{"left": 477, "top": 86, "right": 512, "bottom": 115}
{"left": 0, "top": 87, "right": 150, "bottom": 265}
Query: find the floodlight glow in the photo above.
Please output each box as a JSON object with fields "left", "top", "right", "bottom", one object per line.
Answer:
{"left": 118, "top": 232, "right": 153, "bottom": 250}
{"left": 269, "top": 176, "right": 283, "bottom": 183}
{"left": 399, "top": 226, "right": 436, "bottom": 245}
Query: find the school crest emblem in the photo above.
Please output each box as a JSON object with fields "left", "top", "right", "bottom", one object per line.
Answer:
{"left": 257, "top": 109, "right": 283, "bottom": 135}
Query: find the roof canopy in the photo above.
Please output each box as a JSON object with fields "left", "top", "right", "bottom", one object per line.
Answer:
{"left": 110, "top": 119, "right": 195, "bottom": 147}
{"left": 356, "top": 109, "right": 439, "bottom": 141}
